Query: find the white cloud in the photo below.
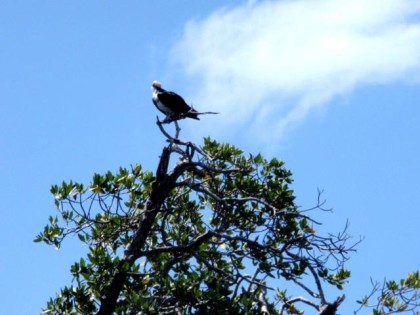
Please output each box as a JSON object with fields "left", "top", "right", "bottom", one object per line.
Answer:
{"left": 171, "top": 0, "right": 420, "bottom": 144}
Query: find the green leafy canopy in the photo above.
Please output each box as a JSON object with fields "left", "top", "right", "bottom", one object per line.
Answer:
{"left": 37, "top": 135, "right": 358, "bottom": 315}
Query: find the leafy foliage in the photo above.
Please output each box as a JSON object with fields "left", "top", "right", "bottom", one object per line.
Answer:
{"left": 37, "top": 126, "right": 357, "bottom": 314}
{"left": 356, "top": 272, "right": 420, "bottom": 315}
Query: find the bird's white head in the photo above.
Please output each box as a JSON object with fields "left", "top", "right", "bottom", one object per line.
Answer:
{"left": 152, "top": 81, "right": 161, "bottom": 89}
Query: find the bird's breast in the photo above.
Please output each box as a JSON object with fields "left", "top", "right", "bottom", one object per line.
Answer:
{"left": 152, "top": 92, "right": 175, "bottom": 116}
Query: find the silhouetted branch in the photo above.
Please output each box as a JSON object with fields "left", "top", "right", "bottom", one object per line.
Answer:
{"left": 281, "top": 296, "right": 319, "bottom": 313}
{"left": 319, "top": 295, "right": 345, "bottom": 315}
{"left": 308, "top": 264, "right": 326, "bottom": 304}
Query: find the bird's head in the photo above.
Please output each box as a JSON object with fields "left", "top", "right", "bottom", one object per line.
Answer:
{"left": 152, "top": 81, "right": 161, "bottom": 90}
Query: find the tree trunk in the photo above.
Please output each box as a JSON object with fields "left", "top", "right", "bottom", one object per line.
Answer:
{"left": 97, "top": 146, "right": 172, "bottom": 315}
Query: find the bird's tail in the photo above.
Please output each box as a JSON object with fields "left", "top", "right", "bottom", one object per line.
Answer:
{"left": 187, "top": 109, "right": 219, "bottom": 120}
{"left": 199, "top": 111, "right": 219, "bottom": 115}
{"left": 186, "top": 111, "right": 200, "bottom": 120}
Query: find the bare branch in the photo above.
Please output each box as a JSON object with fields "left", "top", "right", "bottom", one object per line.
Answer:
{"left": 281, "top": 296, "right": 319, "bottom": 313}
{"left": 308, "top": 264, "right": 326, "bottom": 304}
{"left": 290, "top": 276, "right": 321, "bottom": 300}
{"left": 319, "top": 295, "right": 345, "bottom": 315}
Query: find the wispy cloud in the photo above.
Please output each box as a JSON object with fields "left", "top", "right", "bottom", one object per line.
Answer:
{"left": 171, "top": 0, "right": 420, "bottom": 144}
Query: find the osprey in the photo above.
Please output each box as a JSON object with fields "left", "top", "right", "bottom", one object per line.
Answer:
{"left": 152, "top": 81, "right": 199, "bottom": 121}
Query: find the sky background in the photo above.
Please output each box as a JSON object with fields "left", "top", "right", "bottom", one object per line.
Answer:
{"left": 1, "top": 0, "right": 419, "bottom": 314}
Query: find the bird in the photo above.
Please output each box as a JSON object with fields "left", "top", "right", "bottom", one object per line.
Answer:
{"left": 152, "top": 81, "right": 200, "bottom": 122}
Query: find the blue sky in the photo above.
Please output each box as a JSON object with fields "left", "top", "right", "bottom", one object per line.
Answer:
{"left": 1, "top": 0, "right": 419, "bottom": 314}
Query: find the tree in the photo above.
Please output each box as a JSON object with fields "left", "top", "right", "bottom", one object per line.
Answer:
{"left": 36, "top": 119, "right": 417, "bottom": 315}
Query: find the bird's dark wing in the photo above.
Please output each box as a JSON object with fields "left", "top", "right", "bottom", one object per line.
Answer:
{"left": 159, "top": 91, "right": 192, "bottom": 116}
